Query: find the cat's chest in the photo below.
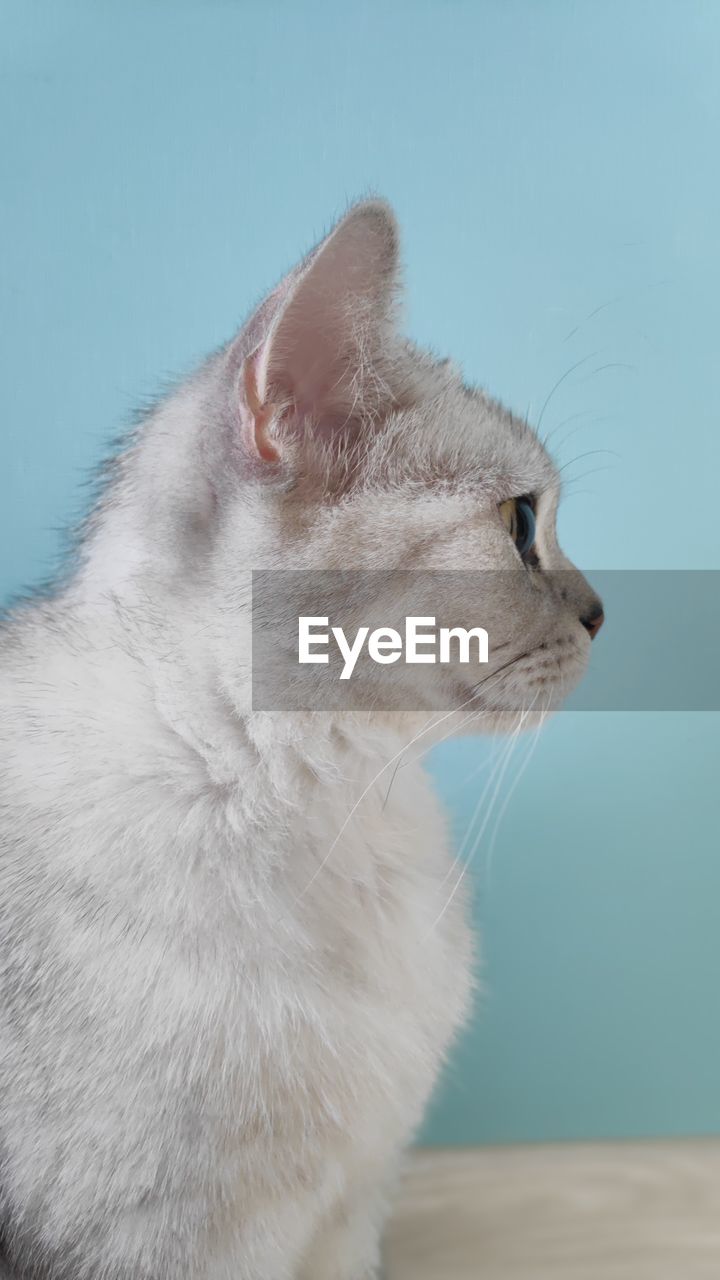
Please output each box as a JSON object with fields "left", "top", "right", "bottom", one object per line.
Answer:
{"left": 277, "top": 779, "right": 472, "bottom": 1039}
{"left": 153, "top": 772, "right": 473, "bottom": 1139}
{"left": 182, "top": 759, "right": 472, "bottom": 1080}
{"left": 289, "top": 765, "right": 458, "bottom": 944}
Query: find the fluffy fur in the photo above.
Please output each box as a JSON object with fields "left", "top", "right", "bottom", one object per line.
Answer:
{"left": 0, "top": 200, "right": 601, "bottom": 1279}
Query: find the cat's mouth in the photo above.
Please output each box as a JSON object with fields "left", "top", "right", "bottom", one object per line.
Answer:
{"left": 468, "top": 632, "right": 589, "bottom": 716}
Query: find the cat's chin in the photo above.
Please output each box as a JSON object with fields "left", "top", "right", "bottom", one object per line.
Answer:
{"left": 444, "top": 677, "right": 586, "bottom": 738}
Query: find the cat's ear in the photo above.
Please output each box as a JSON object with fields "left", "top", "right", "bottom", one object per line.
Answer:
{"left": 236, "top": 200, "right": 400, "bottom": 463}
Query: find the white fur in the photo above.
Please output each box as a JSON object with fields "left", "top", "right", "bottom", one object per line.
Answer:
{"left": 0, "top": 201, "right": 600, "bottom": 1279}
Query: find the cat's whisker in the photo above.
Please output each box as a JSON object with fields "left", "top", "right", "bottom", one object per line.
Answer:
{"left": 483, "top": 695, "right": 549, "bottom": 890}
{"left": 380, "top": 700, "right": 500, "bottom": 810}
{"left": 535, "top": 352, "right": 601, "bottom": 435}
{"left": 448, "top": 745, "right": 500, "bottom": 794}
{"left": 429, "top": 702, "right": 532, "bottom": 904}
{"left": 577, "top": 360, "right": 636, "bottom": 382}
{"left": 381, "top": 757, "right": 404, "bottom": 811}
{"left": 423, "top": 702, "right": 534, "bottom": 939}
{"left": 294, "top": 691, "right": 488, "bottom": 903}
{"left": 562, "top": 463, "right": 618, "bottom": 489}
{"left": 433, "top": 722, "right": 523, "bottom": 897}
{"left": 387, "top": 701, "right": 490, "bottom": 777}
{"left": 541, "top": 408, "right": 595, "bottom": 449}
{"left": 451, "top": 698, "right": 535, "bottom": 878}
{"left": 560, "top": 487, "right": 601, "bottom": 502}
{"left": 556, "top": 448, "right": 621, "bottom": 475}
{"left": 297, "top": 661, "right": 525, "bottom": 901}
{"left": 550, "top": 416, "right": 613, "bottom": 459}
{"left": 562, "top": 295, "right": 624, "bottom": 343}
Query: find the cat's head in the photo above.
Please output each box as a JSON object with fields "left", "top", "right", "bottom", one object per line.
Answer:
{"left": 93, "top": 200, "right": 602, "bottom": 729}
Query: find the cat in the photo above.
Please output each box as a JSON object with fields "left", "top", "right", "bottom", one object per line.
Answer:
{"left": 0, "top": 199, "right": 603, "bottom": 1280}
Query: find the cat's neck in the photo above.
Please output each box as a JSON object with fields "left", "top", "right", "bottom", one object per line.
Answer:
{"left": 58, "top": 579, "right": 431, "bottom": 799}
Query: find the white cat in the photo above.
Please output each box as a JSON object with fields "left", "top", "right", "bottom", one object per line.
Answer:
{"left": 0, "top": 200, "right": 602, "bottom": 1279}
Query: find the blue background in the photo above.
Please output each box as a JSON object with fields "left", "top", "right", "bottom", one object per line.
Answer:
{"left": 2, "top": 0, "right": 719, "bottom": 1144}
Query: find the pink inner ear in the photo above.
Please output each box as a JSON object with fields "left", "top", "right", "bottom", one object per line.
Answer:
{"left": 262, "top": 205, "right": 397, "bottom": 429}
{"left": 241, "top": 349, "right": 281, "bottom": 463}
{"left": 261, "top": 279, "right": 355, "bottom": 427}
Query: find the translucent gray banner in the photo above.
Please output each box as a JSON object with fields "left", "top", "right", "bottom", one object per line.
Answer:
{"left": 251, "top": 571, "right": 720, "bottom": 712}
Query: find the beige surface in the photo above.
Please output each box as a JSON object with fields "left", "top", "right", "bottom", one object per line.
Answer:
{"left": 385, "top": 1140, "right": 720, "bottom": 1279}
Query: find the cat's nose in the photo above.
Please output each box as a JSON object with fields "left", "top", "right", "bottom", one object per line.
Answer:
{"left": 580, "top": 601, "right": 605, "bottom": 640}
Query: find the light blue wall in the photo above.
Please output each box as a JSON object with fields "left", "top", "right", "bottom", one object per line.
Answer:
{"left": 2, "top": 0, "right": 719, "bottom": 1144}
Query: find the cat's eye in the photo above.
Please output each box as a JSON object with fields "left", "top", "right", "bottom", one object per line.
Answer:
{"left": 499, "top": 496, "right": 536, "bottom": 561}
